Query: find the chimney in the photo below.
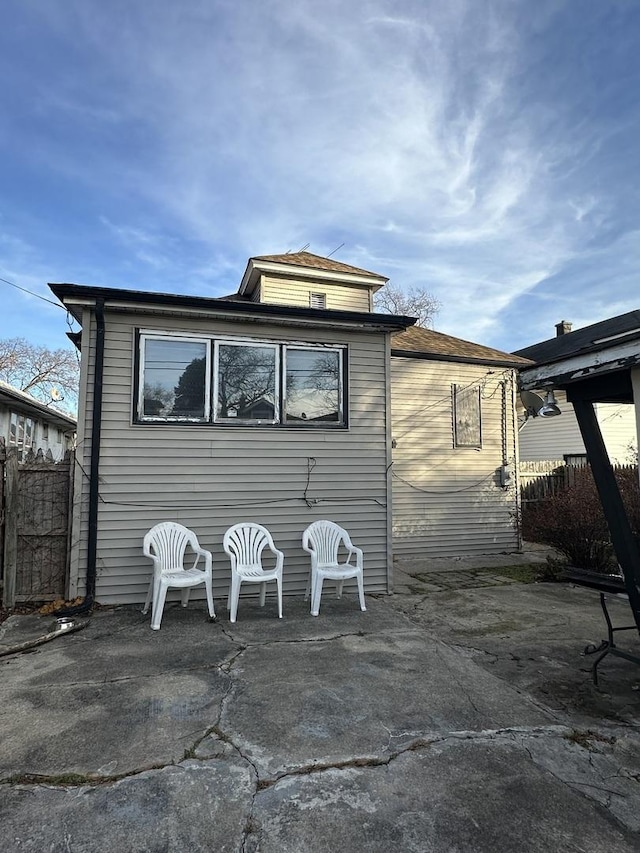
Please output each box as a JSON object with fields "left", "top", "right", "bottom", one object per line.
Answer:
{"left": 555, "top": 320, "right": 572, "bottom": 337}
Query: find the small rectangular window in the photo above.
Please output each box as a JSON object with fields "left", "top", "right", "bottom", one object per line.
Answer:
{"left": 214, "top": 342, "right": 278, "bottom": 423}
{"left": 453, "top": 384, "right": 482, "bottom": 447}
{"left": 310, "top": 292, "right": 326, "bottom": 309}
{"left": 24, "top": 418, "right": 34, "bottom": 451}
{"left": 42, "top": 422, "right": 49, "bottom": 441}
{"left": 140, "top": 335, "right": 209, "bottom": 421}
{"left": 8, "top": 413, "right": 34, "bottom": 459}
{"left": 9, "top": 412, "right": 18, "bottom": 446}
{"left": 284, "top": 347, "right": 343, "bottom": 424}
{"left": 564, "top": 454, "right": 588, "bottom": 466}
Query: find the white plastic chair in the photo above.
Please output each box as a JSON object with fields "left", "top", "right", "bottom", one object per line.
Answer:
{"left": 302, "top": 520, "right": 366, "bottom": 617}
{"left": 142, "top": 522, "right": 215, "bottom": 630}
{"left": 223, "top": 523, "right": 284, "bottom": 623}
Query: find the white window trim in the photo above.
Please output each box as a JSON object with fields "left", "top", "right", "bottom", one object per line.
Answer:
{"left": 138, "top": 333, "right": 211, "bottom": 422}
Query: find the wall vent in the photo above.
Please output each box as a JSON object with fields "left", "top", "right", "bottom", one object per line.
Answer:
{"left": 310, "top": 292, "right": 326, "bottom": 309}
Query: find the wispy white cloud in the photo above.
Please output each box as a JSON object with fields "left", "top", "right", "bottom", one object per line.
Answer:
{"left": 1, "top": 0, "right": 639, "bottom": 353}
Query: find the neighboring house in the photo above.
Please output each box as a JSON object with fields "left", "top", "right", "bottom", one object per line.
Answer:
{"left": 517, "top": 310, "right": 640, "bottom": 623}
{"left": 390, "top": 327, "right": 532, "bottom": 556}
{"left": 0, "top": 380, "right": 76, "bottom": 461}
{"left": 50, "top": 252, "right": 530, "bottom": 606}
{"left": 515, "top": 321, "right": 638, "bottom": 465}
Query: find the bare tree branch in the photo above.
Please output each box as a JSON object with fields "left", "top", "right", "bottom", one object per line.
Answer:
{"left": 0, "top": 337, "right": 79, "bottom": 410}
{"left": 374, "top": 283, "right": 441, "bottom": 328}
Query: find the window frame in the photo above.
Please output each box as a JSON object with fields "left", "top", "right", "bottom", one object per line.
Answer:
{"left": 283, "top": 345, "right": 344, "bottom": 425}
{"left": 135, "top": 330, "right": 348, "bottom": 428}
{"left": 138, "top": 332, "right": 211, "bottom": 423}
{"left": 213, "top": 339, "right": 280, "bottom": 425}
{"left": 8, "top": 411, "right": 35, "bottom": 460}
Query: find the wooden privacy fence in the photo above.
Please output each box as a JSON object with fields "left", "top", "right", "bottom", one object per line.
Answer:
{"left": 1, "top": 445, "right": 74, "bottom": 608}
{"left": 519, "top": 460, "right": 638, "bottom": 503}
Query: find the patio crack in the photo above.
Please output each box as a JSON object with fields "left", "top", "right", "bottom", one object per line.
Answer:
{"left": 251, "top": 724, "right": 574, "bottom": 792}
{"left": 515, "top": 729, "right": 638, "bottom": 831}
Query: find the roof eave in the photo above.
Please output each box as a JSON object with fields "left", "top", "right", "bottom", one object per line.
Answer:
{"left": 518, "top": 336, "right": 640, "bottom": 391}
{"left": 238, "top": 258, "right": 388, "bottom": 296}
{"left": 391, "top": 349, "right": 531, "bottom": 368}
{"left": 49, "top": 283, "right": 415, "bottom": 333}
{"left": 0, "top": 384, "right": 76, "bottom": 429}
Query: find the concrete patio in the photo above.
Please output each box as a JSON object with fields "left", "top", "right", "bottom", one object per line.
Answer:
{"left": 1, "top": 562, "right": 640, "bottom": 852}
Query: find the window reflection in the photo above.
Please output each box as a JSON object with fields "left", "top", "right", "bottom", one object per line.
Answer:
{"left": 143, "top": 339, "right": 207, "bottom": 419}
{"left": 216, "top": 344, "right": 277, "bottom": 421}
{"left": 285, "top": 349, "right": 340, "bottom": 422}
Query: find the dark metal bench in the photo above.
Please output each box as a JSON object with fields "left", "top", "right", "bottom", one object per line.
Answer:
{"left": 565, "top": 569, "right": 640, "bottom": 686}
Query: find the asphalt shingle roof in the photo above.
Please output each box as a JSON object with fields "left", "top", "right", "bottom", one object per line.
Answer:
{"left": 392, "top": 326, "right": 533, "bottom": 367}
{"left": 514, "top": 310, "right": 640, "bottom": 365}
{"left": 251, "top": 251, "right": 388, "bottom": 281}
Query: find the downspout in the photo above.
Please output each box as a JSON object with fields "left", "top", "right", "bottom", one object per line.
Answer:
{"left": 55, "top": 298, "right": 105, "bottom": 616}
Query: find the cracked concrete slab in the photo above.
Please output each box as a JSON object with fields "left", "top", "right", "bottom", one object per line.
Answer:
{"left": 252, "top": 738, "right": 639, "bottom": 853}
{"left": 1, "top": 582, "right": 640, "bottom": 850}
{"left": 221, "top": 629, "right": 550, "bottom": 777}
{"left": 0, "top": 758, "right": 254, "bottom": 853}
{"left": 391, "top": 583, "right": 640, "bottom": 727}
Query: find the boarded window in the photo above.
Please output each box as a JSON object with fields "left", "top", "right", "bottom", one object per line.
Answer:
{"left": 453, "top": 385, "right": 482, "bottom": 447}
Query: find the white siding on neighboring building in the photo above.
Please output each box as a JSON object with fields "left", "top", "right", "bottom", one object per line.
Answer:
{"left": 518, "top": 391, "right": 636, "bottom": 464}
{"left": 598, "top": 403, "right": 637, "bottom": 463}
{"left": 0, "top": 401, "right": 74, "bottom": 461}
{"left": 390, "top": 357, "right": 520, "bottom": 556}
{"left": 260, "top": 275, "right": 373, "bottom": 312}
{"left": 70, "top": 309, "right": 392, "bottom": 606}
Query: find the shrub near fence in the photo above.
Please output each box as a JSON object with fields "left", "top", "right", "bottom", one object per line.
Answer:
{"left": 520, "top": 463, "right": 640, "bottom": 572}
{"left": 1, "top": 445, "right": 73, "bottom": 608}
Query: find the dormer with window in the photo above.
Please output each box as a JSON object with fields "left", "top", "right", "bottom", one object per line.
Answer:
{"left": 237, "top": 252, "right": 387, "bottom": 313}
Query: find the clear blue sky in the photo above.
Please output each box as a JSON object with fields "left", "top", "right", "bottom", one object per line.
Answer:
{"left": 1, "top": 0, "right": 639, "bottom": 355}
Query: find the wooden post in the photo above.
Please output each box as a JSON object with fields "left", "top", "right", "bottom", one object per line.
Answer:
{"left": 572, "top": 398, "right": 640, "bottom": 630}
{"left": 3, "top": 449, "right": 19, "bottom": 609}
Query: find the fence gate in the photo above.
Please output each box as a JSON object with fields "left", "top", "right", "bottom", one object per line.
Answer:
{"left": 1, "top": 447, "right": 73, "bottom": 608}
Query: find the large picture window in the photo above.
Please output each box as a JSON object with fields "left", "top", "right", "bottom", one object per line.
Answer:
{"left": 137, "top": 332, "right": 346, "bottom": 427}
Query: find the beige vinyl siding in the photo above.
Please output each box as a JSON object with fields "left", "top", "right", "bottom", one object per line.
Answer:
{"left": 390, "top": 357, "right": 520, "bottom": 556}
{"left": 77, "top": 309, "right": 391, "bottom": 605}
{"left": 597, "top": 403, "right": 637, "bottom": 463}
{"left": 518, "top": 392, "right": 636, "bottom": 463}
{"left": 260, "top": 275, "right": 373, "bottom": 312}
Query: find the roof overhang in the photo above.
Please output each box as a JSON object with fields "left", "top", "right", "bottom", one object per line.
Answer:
{"left": 518, "top": 336, "right": 640, "bottom": 404}
{"left": 0, "top": 382, "right": 76, "bottom": 430}
{"left": 49, "top": 283, "right": 415, "bottom": 334}
{"left": 391, "top": 348, "right": 529, "bottom": 369}
{"left": 238, "top": 258, "right": 387, "bottom": 297}
{"left": 519, "top": 336, "right": 640, "bottom": 389}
